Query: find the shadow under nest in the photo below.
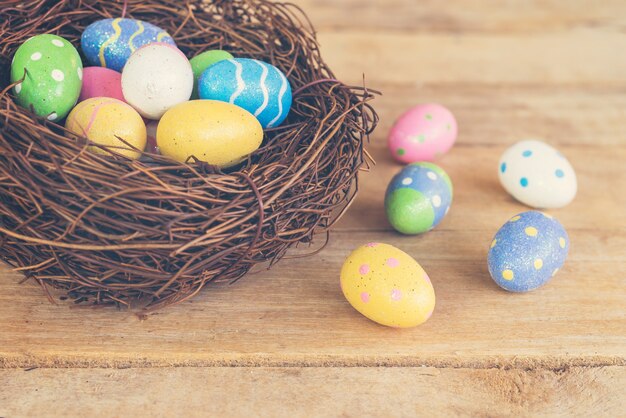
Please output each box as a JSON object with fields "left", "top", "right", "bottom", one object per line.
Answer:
{"left": 0, "top": 0, "right": 377, "bottom": 310}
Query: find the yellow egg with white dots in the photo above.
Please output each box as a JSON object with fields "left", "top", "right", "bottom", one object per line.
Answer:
{"left": 340, "top": 243, "right": 435, "bottom": 328}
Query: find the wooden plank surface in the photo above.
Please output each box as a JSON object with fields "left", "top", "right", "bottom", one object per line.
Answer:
{"left": 295, "top": 0, "right": 626, "bottom": 32}
{"left": 1, "top": 366, "right": 625, "bottom": 418}
{"left": 1, "top": 0, "right": 626, "bottom": 415}
{"left": 319, "top": 30, "right": 626, "bottom": 86}
{"left": 1, "top": 138, "right": 624, "bottom": 370}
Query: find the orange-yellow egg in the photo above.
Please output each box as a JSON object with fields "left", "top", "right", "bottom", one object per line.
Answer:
{"left": 156, "top": 100, "right": 263, "bottom": 167}
{"left": 65, "top": 97, "right": 146, "bottom": 159}
{"left": 340, "top": 243, "right": 435, "bottom": 328}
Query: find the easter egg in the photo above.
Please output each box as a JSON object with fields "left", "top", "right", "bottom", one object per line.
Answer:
{"left": 145, "top": 120, "right": 159, "bottom": 155}
{"left": 81, "top": 18, "right": 175, "bottom": 72}
{"left": 385, "top": 162, "right": 453, "bottom": 235}
{"left": 157, "top": 100, "right": 263, "bottom": 167}
{"left": 488, "top": 211, "right": 569, "bottom": 292}
{"left": 79, "top": 67, "right": 124, "bottom": 103}
{"left": 198, "top": 58, "right": 292, "bottom": 129}
{"left": 189, "top": 50, "right": 234, "bottom": 99}
{"left": 340, "top": 243, "right": 435, "bottom": 328}
{"left": 65, "top": 97, "right": 147, "bottom": 159}
{"left": 121, "top": 43, "right": 193, "bottom": 120}
{"left": 499, "top": 140, "right": 577, "bottom": 209}
{"left": 388, "top": 104, "right": 458, "bottom": 163}
{"left": 10, "top": 34, "right": 82, "bottom": 121}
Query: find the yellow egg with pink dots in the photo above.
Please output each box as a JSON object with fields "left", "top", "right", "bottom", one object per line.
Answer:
{"left": 340, "top": 243, "right": 435, "bottom": 328}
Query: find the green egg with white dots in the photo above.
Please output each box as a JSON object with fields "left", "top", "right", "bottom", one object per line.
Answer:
{"left": 10, "top": 34, "right": 83, "bottom": 121}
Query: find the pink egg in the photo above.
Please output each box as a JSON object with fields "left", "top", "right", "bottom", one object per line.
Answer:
{"left": 388, "top": 104, "right": 458, "bottom": 163}
{"left": 145, "top": 120, "right": 160, "bottom": 154}
{"left": 78, "top": 67, "right": 125, "bottom": 103}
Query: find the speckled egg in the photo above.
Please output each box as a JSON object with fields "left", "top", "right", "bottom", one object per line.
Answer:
{"left": 340, "top": 243, "right": 435, "bottom": 328}
{"left": 81, "top": 18, "right": 175, "bottom": 72}
{"left": 388, "top": 104, "right": 458, "bottom": 163}
{"left": 499, "top": 140, "right": 577, "bottom": 209}
{"left": 10, "top": 34, "right": 82, "bottom": 121}
{"left": 121, "top": 43, "right": 193, "bottom": 120}
{"left": 488, "top": 211, "right": 569, "bottom": 292}
{"left": 79, "top": 67, "right": 124, "bottom": 103}
{"left": 385, "top": 162, "right": 453, "bottom": 235}
{"left": 189, "top": 50, "right": 234, "bottom": 99}
{"left": 198, "top": 58, "right": 292, "bottom": 129}
{"left": 65, "top": 97, "right": 147, "bottom": 159}
{"left": 157, "top": 100, "right": 263, "bottom": 167}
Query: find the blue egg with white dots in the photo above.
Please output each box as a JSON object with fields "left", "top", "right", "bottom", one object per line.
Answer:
{"left": 198, "top": 58, "right": 292, "bottom": 129}
{"left": 498, "top": 139, "right": 577, "bottom": 208}
{"left": 385, "top": 162, "right": 453, "bottom": 235}
{"left": 81, "top": 18, "right": 175, "bottom": 72}
{"left": 488, "top": 211, "right": 569, "bottom": 292}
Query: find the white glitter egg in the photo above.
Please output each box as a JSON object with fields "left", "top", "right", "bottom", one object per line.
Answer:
{"left": 121, "top": 43, "right": 193, "bottom": 120}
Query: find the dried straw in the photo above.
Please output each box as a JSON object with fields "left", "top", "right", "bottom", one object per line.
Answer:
{"left": 0, "top": 0, "right": 377, "bottom": 309}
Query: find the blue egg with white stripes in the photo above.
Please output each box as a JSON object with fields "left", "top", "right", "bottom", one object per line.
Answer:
{"left": 198, "top": 58, "right": 292, "bottom": 129}
{"left": 81, "top": 18, "right": 175, "bottom": 72}
{"left": 385, "top": 162, "right": 453, "bottom": 235}
{"left": 488, "top": 211, "right": 569, "bottom": 292}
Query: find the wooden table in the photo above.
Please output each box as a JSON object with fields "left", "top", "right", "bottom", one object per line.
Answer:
{"left": 1, "top": 1, "right": 625, "bottom": 416}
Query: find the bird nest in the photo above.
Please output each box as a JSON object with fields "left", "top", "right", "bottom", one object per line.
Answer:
{"left": 0, "top": 0, "right": 377, "bottom": 309}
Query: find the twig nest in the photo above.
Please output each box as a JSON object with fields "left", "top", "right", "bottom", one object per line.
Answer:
{"left": 0, "top": 0, "right": 377, "bottom": 309}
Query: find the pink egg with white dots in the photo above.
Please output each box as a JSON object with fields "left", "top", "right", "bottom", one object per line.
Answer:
{"left": 388, "top": 103, "right": 458, "bottom": 163}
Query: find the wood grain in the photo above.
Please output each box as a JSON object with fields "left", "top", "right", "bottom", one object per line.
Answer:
{"left": 2, "top": 170, "right": 625, "bottom": 368}
{"left": 337, "top": 146, "right": 626, "bottom": 232}
{"left": 295, "top": 0, "right": 626, "bottom": 32}
{"left": 317, "top": 30, "right": 626, "bottom": 86}
{"left": 1, "top": 0, "right": 626, "bottom": 414}
{"left": 350, "top": 85, "right": 626, "bottom": 146}
{"left": 1, "top": 366, "right": 625, "bottom": 418}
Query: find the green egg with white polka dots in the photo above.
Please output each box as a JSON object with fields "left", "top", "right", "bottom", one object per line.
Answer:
{"left": 10, "top": 34, "right": 83, "bottom": 121}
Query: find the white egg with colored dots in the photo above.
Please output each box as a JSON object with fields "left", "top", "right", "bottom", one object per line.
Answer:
{"left": 121, "top": 43, "right": 194, "bottom": 120}
{"left": 340, "top": 243, "right": 435, "bottom": 328}
{"left": 498, "top": 140, "right": 577, "bottom": 209}
{"left": 488, "top": 211, "right": 569, "bottom": 292}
